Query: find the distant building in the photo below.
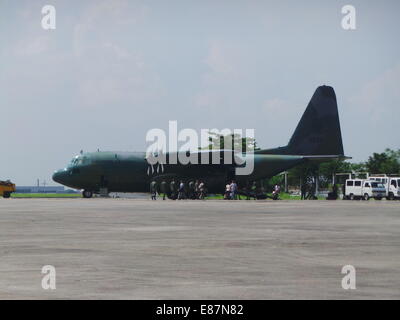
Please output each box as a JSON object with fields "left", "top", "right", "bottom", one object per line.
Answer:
{"left": 16, "top": 186, "right": 66, "bottom": 193}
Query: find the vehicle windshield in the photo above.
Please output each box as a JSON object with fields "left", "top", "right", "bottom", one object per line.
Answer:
{"left": 371, "top": 182, "right": 384, "bottom": 188}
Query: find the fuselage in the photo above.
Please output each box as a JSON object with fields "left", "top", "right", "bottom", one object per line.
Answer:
{"left": 52, "top": 151, "right": 305, "bottom": 194}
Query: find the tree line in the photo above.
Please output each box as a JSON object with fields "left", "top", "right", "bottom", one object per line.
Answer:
{"left": 282, "top": 148, "right": 400, "bottom": 190}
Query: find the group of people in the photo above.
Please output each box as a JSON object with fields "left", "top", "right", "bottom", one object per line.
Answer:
{"left": 224, "top": 180, "right": 238, "bottom": 200}
{"left": 150, "top": 179, "right": 206, "bottom": 200}
{"left": 300, "top": 179, "right": 318, "bottom": 200}
{"left": 151, "top": 179, "right": 282, "bottom": 201}
{"left": 177, "top": 180, "right": 206, "bottom": 200}
{"left": 225, "top": 181, "right": 281, "bottom": 200}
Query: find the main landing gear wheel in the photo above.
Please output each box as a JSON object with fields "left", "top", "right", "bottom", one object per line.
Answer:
{"left": 82, "top": 190, "right": 93, "bottom": 198}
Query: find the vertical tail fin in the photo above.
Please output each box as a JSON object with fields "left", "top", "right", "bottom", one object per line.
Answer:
{"left": 286, "top": 85, "right": 344, "bottom": 156}
{"left": 255, "top": 86, "right": 345, "bottom": 157}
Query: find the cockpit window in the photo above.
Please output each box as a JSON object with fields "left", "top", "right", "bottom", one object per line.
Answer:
{"left": 69, "top": 155, "right": 91, "bottom": 167}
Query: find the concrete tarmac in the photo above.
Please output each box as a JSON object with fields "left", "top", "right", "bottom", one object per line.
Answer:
{"left": 0, "top": 198, "right": 399, "bottom": 299}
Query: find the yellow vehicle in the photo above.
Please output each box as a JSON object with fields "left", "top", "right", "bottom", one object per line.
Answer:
{"left": 0, "top": 180, "right": 16, "bottom": 198}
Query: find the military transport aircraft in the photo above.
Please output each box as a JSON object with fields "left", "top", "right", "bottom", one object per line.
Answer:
{"left": 53, "top": 86, "right": 348, "bottom": 198}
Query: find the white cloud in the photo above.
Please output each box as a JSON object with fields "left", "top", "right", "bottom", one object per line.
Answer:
{"left": 205, "top": 42, "right": 235, "bottom": 75}
{"left": 195, "top": 41, "right": 243, "bottom": 109}
{"left": 72, "top": 0, "right": 148, "bottom": 58}
{"left": 263, "top": 98, "right": 292, "bottom": 113}
{"left": 259, "top": 97, "right": 303, "bottom": 147}
{"left": 343, "top": 62, "right": 400, "bottom": 160}
{"left": 68, "top": 1, "right": 163, "bottom": 108}
{"left": 348, "top": 62, "right": 400, "bottom": 126}
{"left": 14, "top": 35, "right": 50, "bottom": 56}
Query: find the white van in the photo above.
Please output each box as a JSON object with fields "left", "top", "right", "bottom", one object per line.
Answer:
{"left": 344, "top": 179, "right": 386, "bottom": 200}
{"left": 369, "top": 176, "right": 400, "bottom": 200}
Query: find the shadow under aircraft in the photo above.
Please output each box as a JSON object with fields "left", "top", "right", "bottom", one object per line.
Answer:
{"left": 53, "top": 86, "right": 349, "bottom": 198}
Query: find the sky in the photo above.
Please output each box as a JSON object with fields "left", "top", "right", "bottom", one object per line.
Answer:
{"left": 1, "top": 0, "right": 399, "bottom": 185}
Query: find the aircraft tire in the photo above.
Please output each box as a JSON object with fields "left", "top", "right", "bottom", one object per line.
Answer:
{"left": 82, "top": 190, "right": 93, "bottom": 198}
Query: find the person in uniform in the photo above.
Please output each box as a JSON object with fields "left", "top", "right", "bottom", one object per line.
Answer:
{"left": 160, "top": 181, "right": 167, "bottom": 200}
{"left": 170, "top": 179, "right": 177, "bottom": 200}
{"left": 150, "top": 181, "right": 157, "bottom": 200}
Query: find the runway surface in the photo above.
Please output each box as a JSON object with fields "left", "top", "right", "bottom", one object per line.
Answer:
{"left": 0, "top": 198, "right": 399, "bottom": 299}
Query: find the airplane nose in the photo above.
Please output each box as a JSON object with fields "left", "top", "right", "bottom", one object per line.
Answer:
{"left": 52, "top": 169, "right": 66, "bottom": 184}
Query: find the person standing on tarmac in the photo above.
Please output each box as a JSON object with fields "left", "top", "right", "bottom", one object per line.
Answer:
{"left": 194, "top": 180, "right": 200, "bottom": 199}
{"left": 198, "top": 180, "right": 206, "bottom": 199}
{"left": 301, "top": 182, "right": 306, "bottom": 200}
{"left": 188, "top": 181, "right": 195, "bottom": 199}
{"left": 160, "top": 181, "right": 167, "bottom": 200}
{"left": 150, "top": 181, "right": 157, "bottom": 200}
{"left": 224, "top": 182, "right": 230, "bottom": 200}
{"left": 178, "top": 180, "right": 185, "bottom": 200}
{"left": 272, "top": 184, "right": 281, "bottom": 200}
{"left": 230, "top": 180, "right": 238, "bottom": 200}
{"left": 342, "top": 183, "right": 346, "bottom": 200}
{"left": 170, "top": 179, "right": 177, "bottom": 200}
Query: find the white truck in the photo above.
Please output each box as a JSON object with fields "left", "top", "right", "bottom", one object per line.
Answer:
{"left": 369, "top": 176, "right": 400, "bottom": 200}
{"left": 344, "top": 179, "right": 386, "bottom": 200}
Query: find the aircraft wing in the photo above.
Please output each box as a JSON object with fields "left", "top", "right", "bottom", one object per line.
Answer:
{"left": 301, "top": 155, "right": 352, "bottom": 161}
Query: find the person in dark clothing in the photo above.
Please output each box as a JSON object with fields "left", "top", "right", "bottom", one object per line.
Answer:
{"left": 342, "top": 183, "right": 346, "bottom": 200}
{"left": 160, "top": 181, "right": 167, "bottom": 200}
{"left": 170, "top": 179, "right": 177, "bottom": 200}
{"left": 194, "top": 180, "right": 200, "bottom": 199}
{"left": 150, "top": 181, "right": 157, "bottom": 200}
{"left": 301, "top": 182, "right": 307, "bottom": 200}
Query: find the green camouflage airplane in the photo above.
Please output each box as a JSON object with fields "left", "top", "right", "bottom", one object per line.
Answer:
{"left": 53, "top": 86, "right": 348, "bottom": 198}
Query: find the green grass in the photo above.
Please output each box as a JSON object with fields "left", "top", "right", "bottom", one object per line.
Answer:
{"left": 278, "top": 193, "right": 301, "bottom": 200}
{"left": 273, "top": 193, "right": 326, "bottom": 200}
{"left": 205, "top": 194, "right": 224, "bottom": 200}
{"left": 11, "top": 193, "right": 82, "bottom": 198}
